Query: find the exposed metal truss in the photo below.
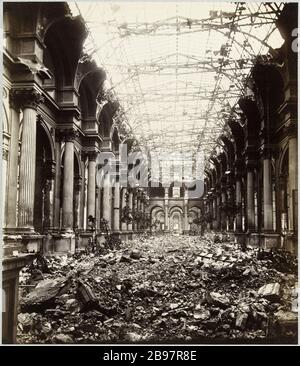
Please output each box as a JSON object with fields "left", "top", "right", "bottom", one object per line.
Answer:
{"left": 70, "top": 2, "right": 284, "bottom": 157}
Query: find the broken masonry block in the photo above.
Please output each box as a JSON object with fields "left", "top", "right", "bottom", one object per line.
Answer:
{"left": 206, "top": 292, "right": 230, "bottom": 309}
{"left": 20, "top": 277, "right": 70, "bottom": 313}
{"left": 76, "top": 279, "right": 99, "bottom": 312}
{"left": 258, "top": 283, "right": 281, "bottom": 303}
{"left": 235, "top": 312, "right": 248, "bottom": 330}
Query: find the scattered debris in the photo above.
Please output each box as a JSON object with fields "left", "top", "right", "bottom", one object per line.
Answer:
{"left": 17, "top": 233, "right": 298, "bottom": 344}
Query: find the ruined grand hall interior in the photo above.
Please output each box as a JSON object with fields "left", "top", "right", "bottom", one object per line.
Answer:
{"left": 1, "top": 2, "right": 298, "bottom": 344}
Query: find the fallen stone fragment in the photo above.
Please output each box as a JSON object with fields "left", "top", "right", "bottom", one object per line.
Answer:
{"left": 274, "top": 310, "right": 298, "bottom": 335}
{"left": 65, "top": 298, "right": 79, "bottom": 311}
{"left": 258, "top": 283, "right": 281, "bottom": 302}
{"left": 206, "top": 292, "right": 230, "bottom": 309}
{"left": 37, "top": 321, "right": 52, "bottom": 335}
{"left": 235, "top": 312, "right": 248, "bottom": 330}
{"left": 18, "top": 313, "right": 34, "bottom": 332}
{"left": 124, "top": 332, "right": 142, "bottom": 342}
{"left": 54, "top": 333, "right": 74, "bottom": 344}
{"left": 193, "top": 308, "right": 210, "bottom": 321}
{"left": 20, "top": 277, "right": 70, "bottom": 312}
{"left": 77, "top": 279, "right": 98, "bottom": 303}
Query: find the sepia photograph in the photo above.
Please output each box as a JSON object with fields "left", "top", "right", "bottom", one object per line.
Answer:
{"left": 1, "top": 0, "right": 298, "bottom": 348}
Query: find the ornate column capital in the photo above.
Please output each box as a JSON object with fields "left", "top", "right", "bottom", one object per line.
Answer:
{"left": 9, "top": 88, "right": 44, "bottom": 110}
{"left": 87, "top": 150, "right": 98, "bottom": 162}
{"left": 60, "top": 128, "right": 79, "bottom": 143}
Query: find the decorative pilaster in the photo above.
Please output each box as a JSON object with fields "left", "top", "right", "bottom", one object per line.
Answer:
{"left": 17, "top": 89, "right": 44, "bottom": 230}
{"left": 2, "top": 148, "right": 8, "bottom": 228}
{"left": 5, "top": 90, "right": 21, "bottom": 229}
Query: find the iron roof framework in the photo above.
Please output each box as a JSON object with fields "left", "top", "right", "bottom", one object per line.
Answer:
{"left": 70, "top": 2, "right": 284, "bottom": 159}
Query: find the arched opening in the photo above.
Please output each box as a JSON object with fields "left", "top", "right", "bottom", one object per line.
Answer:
{"left": 150, "top": 206, "right": 165, "bottom": 232}
{"left": 169, "top": 206, "right": 183, "bottom": 234}
{"left": 33, "top": 123, "right": 54, "bottom": 233}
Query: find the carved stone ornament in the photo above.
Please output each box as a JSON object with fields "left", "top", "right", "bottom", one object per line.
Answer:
{"left": 87, "top": 150, "right": 98, "bottom": 162}
{"left": 9, "top": 88, "right": 44, "bottom": 110}
{"left": 60, "top": 128, "right": 80, "bottom": 142}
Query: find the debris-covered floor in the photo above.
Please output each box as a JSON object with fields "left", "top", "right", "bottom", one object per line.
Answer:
{"left": 17, "top": 234, "right": 298, "bottom": 344}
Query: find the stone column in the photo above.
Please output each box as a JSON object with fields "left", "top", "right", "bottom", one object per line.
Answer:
{"left": 209, "top": 196, "right": 214, "bottom": 229}
{"left": 127, "top": 190, "right": 133, "bottom": 231}
{"left": 121, "top": 188, "right": 127, "bottom": 231}
{"left": 263, "top": 156, "right": 273, "bottom": 231}
{"left": 2, "top": 148, "right": 8, "bottom": 228}
{"left": 216, "top": 191, "right": 221, "bottom": 230}
{"left": 74, "top": 175, "right": 82, "bottom": 229}
{"left": 183, "top": 202, "right": 188, "bottom": 233}
{"left": 183, "top": 188, "right": 188, "bottom": 233}
{"left": 33, "top": 155, "right": 44, "bottom": 232}
{"left": 95, "top": 186, "right": 100, "bottom": 231}
{"left": 212, "top": 195, "right": 216, "bottom": 220}
{"left": 132, "top": 193, "right": 137, "bottom": 231}
{"left": 288, "top": 134, "right": 297, "bottom": 232}
{"left": 136, "top": 194, "right": 141, "bottom": 231}
{"left": 113, "top": 181, "right": 120, "bottom": 232}
{"left": 221, "top": 188, "right": 227, "bottom": 231}
{"left": 87, "top": 151, "right": 97, "bottom": 220}
{"left": 164, "top": 188, "right": 169, "bottom": 231}
{"left": 61, "top": 129, "right": 77, "bottom": 231}
{"left": 17, "top": 89, "right": 44, "bottom": 230}
{"left": 5, "top": 90, "right": 21, "bottom": 228}
{"left": 246, "top": 168, "right": 255, "bottom": 231}
{"left": 43, "top": 161, "right": 55, "bottom": 232}
{"left": 53, "top": 133, "right": 62, "bottom": 230}
{"left": 80, "top": 155, "right": 87, "bottom": 229}
{"left": 235, "top": 178, "right": 242, "bottom": 231}
{"left": 103, "top": 173, "right": 111, "bottom": 225}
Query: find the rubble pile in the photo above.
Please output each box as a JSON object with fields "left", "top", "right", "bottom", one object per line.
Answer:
{"left": 17, "top": 234, "right": 298, "bottom": 344}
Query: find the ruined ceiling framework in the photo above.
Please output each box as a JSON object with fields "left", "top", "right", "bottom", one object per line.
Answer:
{"left": 70, "top": 2, "right": 284, "bottom": 157}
